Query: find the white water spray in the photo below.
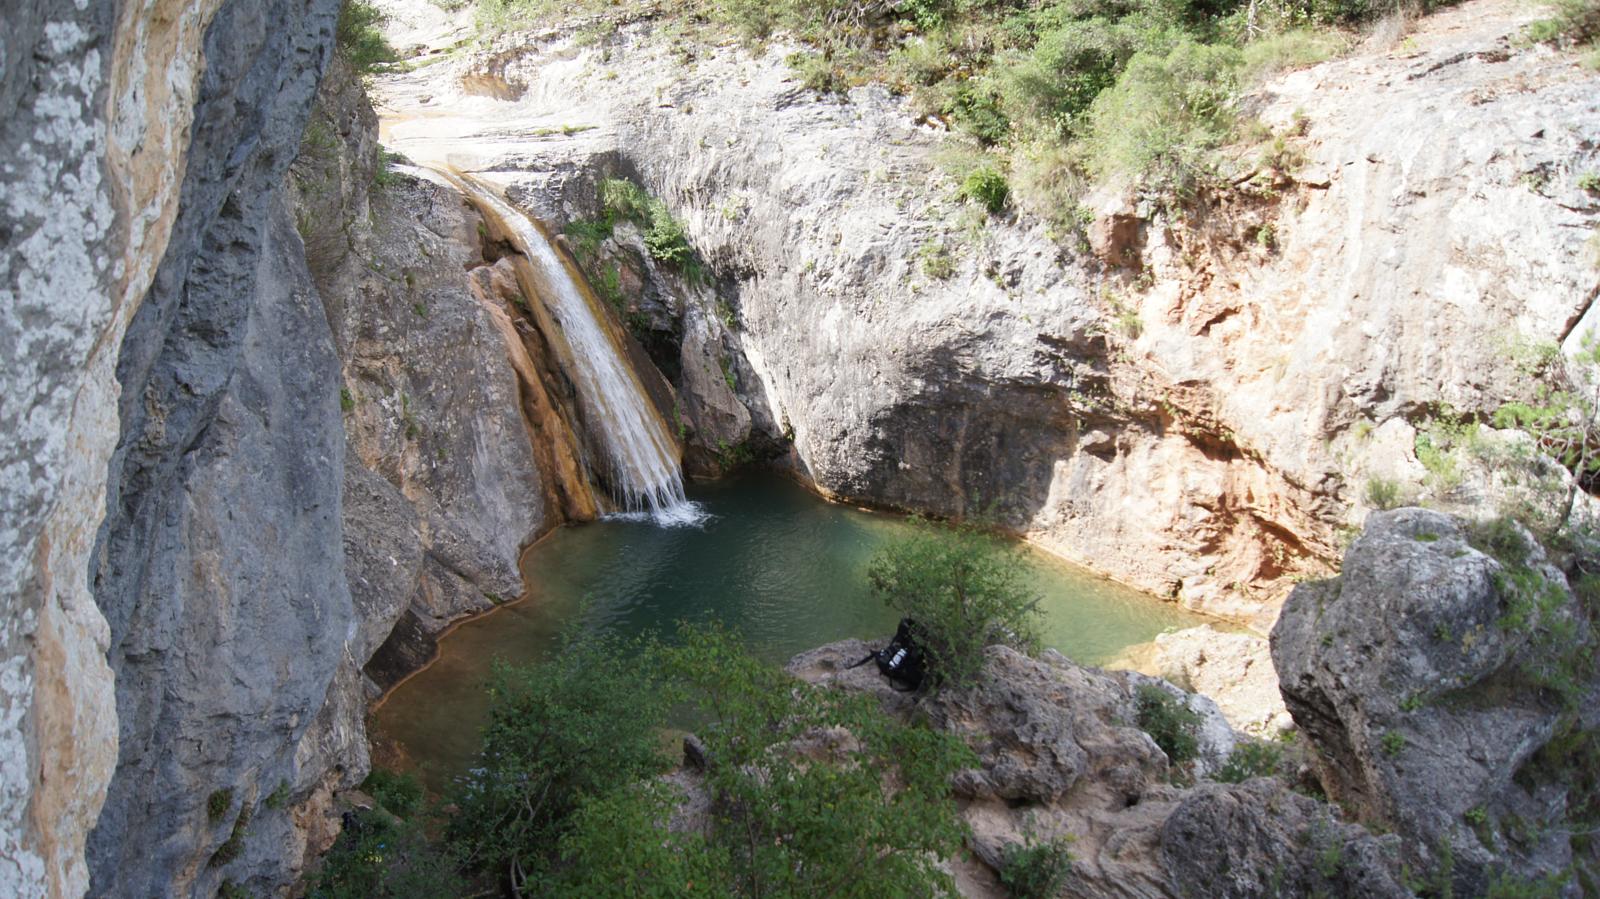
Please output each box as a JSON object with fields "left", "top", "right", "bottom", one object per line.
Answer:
{"left": 442, "top": 170, "right": 703, "bottom": 526}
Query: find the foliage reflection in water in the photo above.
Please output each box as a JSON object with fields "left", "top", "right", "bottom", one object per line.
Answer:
{"left": 371, "top": 474, "right": 1207, "bottom": 792}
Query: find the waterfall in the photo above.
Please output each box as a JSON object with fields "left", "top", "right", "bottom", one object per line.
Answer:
{"left": 441, "top": 169, "right": 703, "bottom": 526}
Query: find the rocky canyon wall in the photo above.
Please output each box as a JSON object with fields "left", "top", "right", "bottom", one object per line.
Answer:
{"left": 4, "top": 1, "right": 577, "bottom": 895}
{"left": 375, "top": 0, "right": 1600, "bottom": 626}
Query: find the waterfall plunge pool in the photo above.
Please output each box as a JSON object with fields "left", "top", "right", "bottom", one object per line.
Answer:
{"left": 370, "top": 473, "right": 1209, "bottom": 792}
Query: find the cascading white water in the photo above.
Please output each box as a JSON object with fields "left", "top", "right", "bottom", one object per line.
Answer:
{"left": 443, "top": 170, "right": 703, "bottom": 526}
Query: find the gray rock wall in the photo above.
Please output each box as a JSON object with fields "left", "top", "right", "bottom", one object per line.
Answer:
{"left": 1273, "top": 508, "right": 1598, "bottom": 892}
{"left": 84, "top": 1, "right": 344, "bottom": 895}
{"left": 1, "top": 4, "right": 121, "bottom": 895}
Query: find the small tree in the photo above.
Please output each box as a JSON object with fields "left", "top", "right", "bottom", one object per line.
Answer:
{"left": 867, "top": 520, "right": 1043, "bottom": 690}
{"left": 446, "top": 630, "right": 673, "bottom": 894}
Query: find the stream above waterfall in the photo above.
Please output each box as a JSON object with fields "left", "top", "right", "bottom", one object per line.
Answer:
{"left": 371, "top": 473, "right": 1210, "bottom": 792}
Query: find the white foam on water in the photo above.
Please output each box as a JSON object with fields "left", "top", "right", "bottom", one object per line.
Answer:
{"left": 443, "top": 170, "right": 701, "bottom": 526}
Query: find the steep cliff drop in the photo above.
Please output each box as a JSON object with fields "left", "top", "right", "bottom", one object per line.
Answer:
{"left": 440, "top": 169, "right": 703, "bottom": 526}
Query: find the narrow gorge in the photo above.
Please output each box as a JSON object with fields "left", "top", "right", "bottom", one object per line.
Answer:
{"left": 2, "top": 0, "right": 1598, "bottom": 896}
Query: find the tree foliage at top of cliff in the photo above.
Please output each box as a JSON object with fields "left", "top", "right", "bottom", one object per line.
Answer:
{"left": 339, "top": 0, "right": 398, "bottom": 73}
{"left": 467, "top": 0, "right": 1450, "bottom": 221}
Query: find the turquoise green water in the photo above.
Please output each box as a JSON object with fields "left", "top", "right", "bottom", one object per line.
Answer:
{"left": 371, "top": 474, "right": 1206, "bottom": 791}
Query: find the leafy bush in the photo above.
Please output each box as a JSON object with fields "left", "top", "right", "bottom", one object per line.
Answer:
{"left": 308, "top": 811, "right": 463, "bottom": 899}
{"left": 1364, "top": 476, "right": 1403, "bottom": 511}
{"left": 998, "top": 835, "right": 1075, "bottom": 898}
{"left": 1135, "top": 684, "right": 1201, "bottom": 764}
{"left": 1525, "top": 0, "right": 1600, "bottom": 49}
{"left": 596, "top": 177, "right": 701, "bottom": 269}
{"left": 919, "top": 239, "right": 955, "bottom": 279}
{"left": 446, "top": 630, "right": 673, "bottom": 891}
{"left": 867, "top": 521, "right": 1043, "bottom": 690}
{"left": 207, "top": 788, "right": 233, "bottom": 823}
{"left": 1216, "top": 740, "right": 1284, "bottom": 783}
{"left": 961, "top": 166, "right": 1011, "bottom": 214}
{"left": 336, "top": 1, "right": 397, "bottom": 74}
{"left": 1080, "top": 40, "right": 1244, "bottom": 191}
{"left": 551, "top": 624, "right": 975, "bottom": 897}
{"left": 1241, "top": 27, "right": 1346, "bottom": 79}
{"left": 360, "top": 769, "right": 423, "bottom": 818}
{"left": 1494, "top": 336, "right": 1600, "bottom": 529}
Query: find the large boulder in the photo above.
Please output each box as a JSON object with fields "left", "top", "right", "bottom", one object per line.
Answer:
{"left": 1273, "top": 508, "right": 1598, "bottom": 893}
{"left": 791, "top": 641, "right": 1409, "bottom": 898}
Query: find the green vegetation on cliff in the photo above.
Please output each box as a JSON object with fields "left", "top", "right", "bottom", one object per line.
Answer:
{"left": 460, "top": 0, "right": 1473, "bottom": 226}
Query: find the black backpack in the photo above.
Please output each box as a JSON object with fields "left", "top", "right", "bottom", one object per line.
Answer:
{"left": 854, "top": 618, "right": 925, "bottom": 692}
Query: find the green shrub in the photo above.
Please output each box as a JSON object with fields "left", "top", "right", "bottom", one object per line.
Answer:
{"left": 992, "top": 16, "right": 1160, "bottom": 140}
{"left": 446, "top": 630, "right": 673, "bottom": 887}
{"left": 551, "top": 624, "right": 974, "bottom": 898}
{"left": 207, "top": 788, "right": 233, "bottom": 823}
{"left": 1240, "top": 27, "right": 1346, "bottom": 79}
{"left": 960, "top": 166, "right": 1011, "bottom": 214}
{"left": 1525, "top": 0, "right": 1600, "bottom": 49}
{"left": 1494, "top": 336, "right": 1600, "bottom": 529}
{"left": 361, "top": 769, "right": 423, "bottom": 818}
{"left": 867, "top": 520, "right": 1043, "bottom": 690}
{"left": 1010, "top": 141, "right": 1091, "bottom": 235}
{"left": 998, "top": 835, "right": 1074, "bottom": 898}
{"left": 1364, "top": 476, "right": 1403, "bottom": 510}
{"left": 308, "top": 811, "right": 463, "bottom": 899}
{"left": 596, "top": 177, "right": 701, "bottom": 270}
{"left": 1216, "top": 740, "right": 1284, "bottom": 783}
{"left": 1380, "top": 730, "right": 1406, "bottom": 757}
{"left": 598, "top": 177, "right": 652, "bottom": 222}
{"left": 1080, "top": 40, "right": 1245, "bottom": 191}
{"left": 788, "top": 51, "right": 849, "bottom": 94}
{"left": 1136, "top": 684, "right": 1201, "bottom": 764}
{"left": 264, "top": 781, "right": 291, "bottom": 810}
{"left": 210, "top": 806, "right": 251, "bottom": 867}
{"left": 563, "top": 217, "right": 614, "bottom": 263}
{"left": 336, "top": 1, "right": 397, "bottom": 74}
{"left": 919, "top": 239, "right": 955, "bottom": 280}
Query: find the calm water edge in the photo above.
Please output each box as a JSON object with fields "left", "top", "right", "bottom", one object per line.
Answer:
{"left": 371, "top": 473, "right": 1207, "bottom": 791}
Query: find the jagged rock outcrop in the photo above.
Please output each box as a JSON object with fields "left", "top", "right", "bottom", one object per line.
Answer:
{"left": 789, "top": 641, "right": 1410, "bottom": 898}
{"left": 1273, "top": 508, "right": 1599, "bottom": 893}
{"left": 371, "top": 0, "right": 1600, "bottom": 623}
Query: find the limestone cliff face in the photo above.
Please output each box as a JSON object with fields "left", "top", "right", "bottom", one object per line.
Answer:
{"left": 288, "top": 58, "right": 574, "bottom": 698}
{"left": 2, "top": 0, "right": 252, "bottom": 894}
{"left": 83, "top": 1, "right": 347, "bottom": 892}
{"left": 374, "top": 0, "right": 1599, "bottom": 625}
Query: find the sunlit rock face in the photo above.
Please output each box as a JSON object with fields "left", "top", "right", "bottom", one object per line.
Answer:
{"left": 370, "top": 0, "right": 1600, "bottom": 625}
{"left": 2, "top": 0, "right": 247, "bottom": 894}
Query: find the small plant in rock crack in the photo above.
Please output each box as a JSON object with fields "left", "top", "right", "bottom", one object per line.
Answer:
{"left": 1136, "top": 685, "right": 1201, "bottom": 764}
{"left": 998, "top": 833, "right": 1074, "bottom": 899}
